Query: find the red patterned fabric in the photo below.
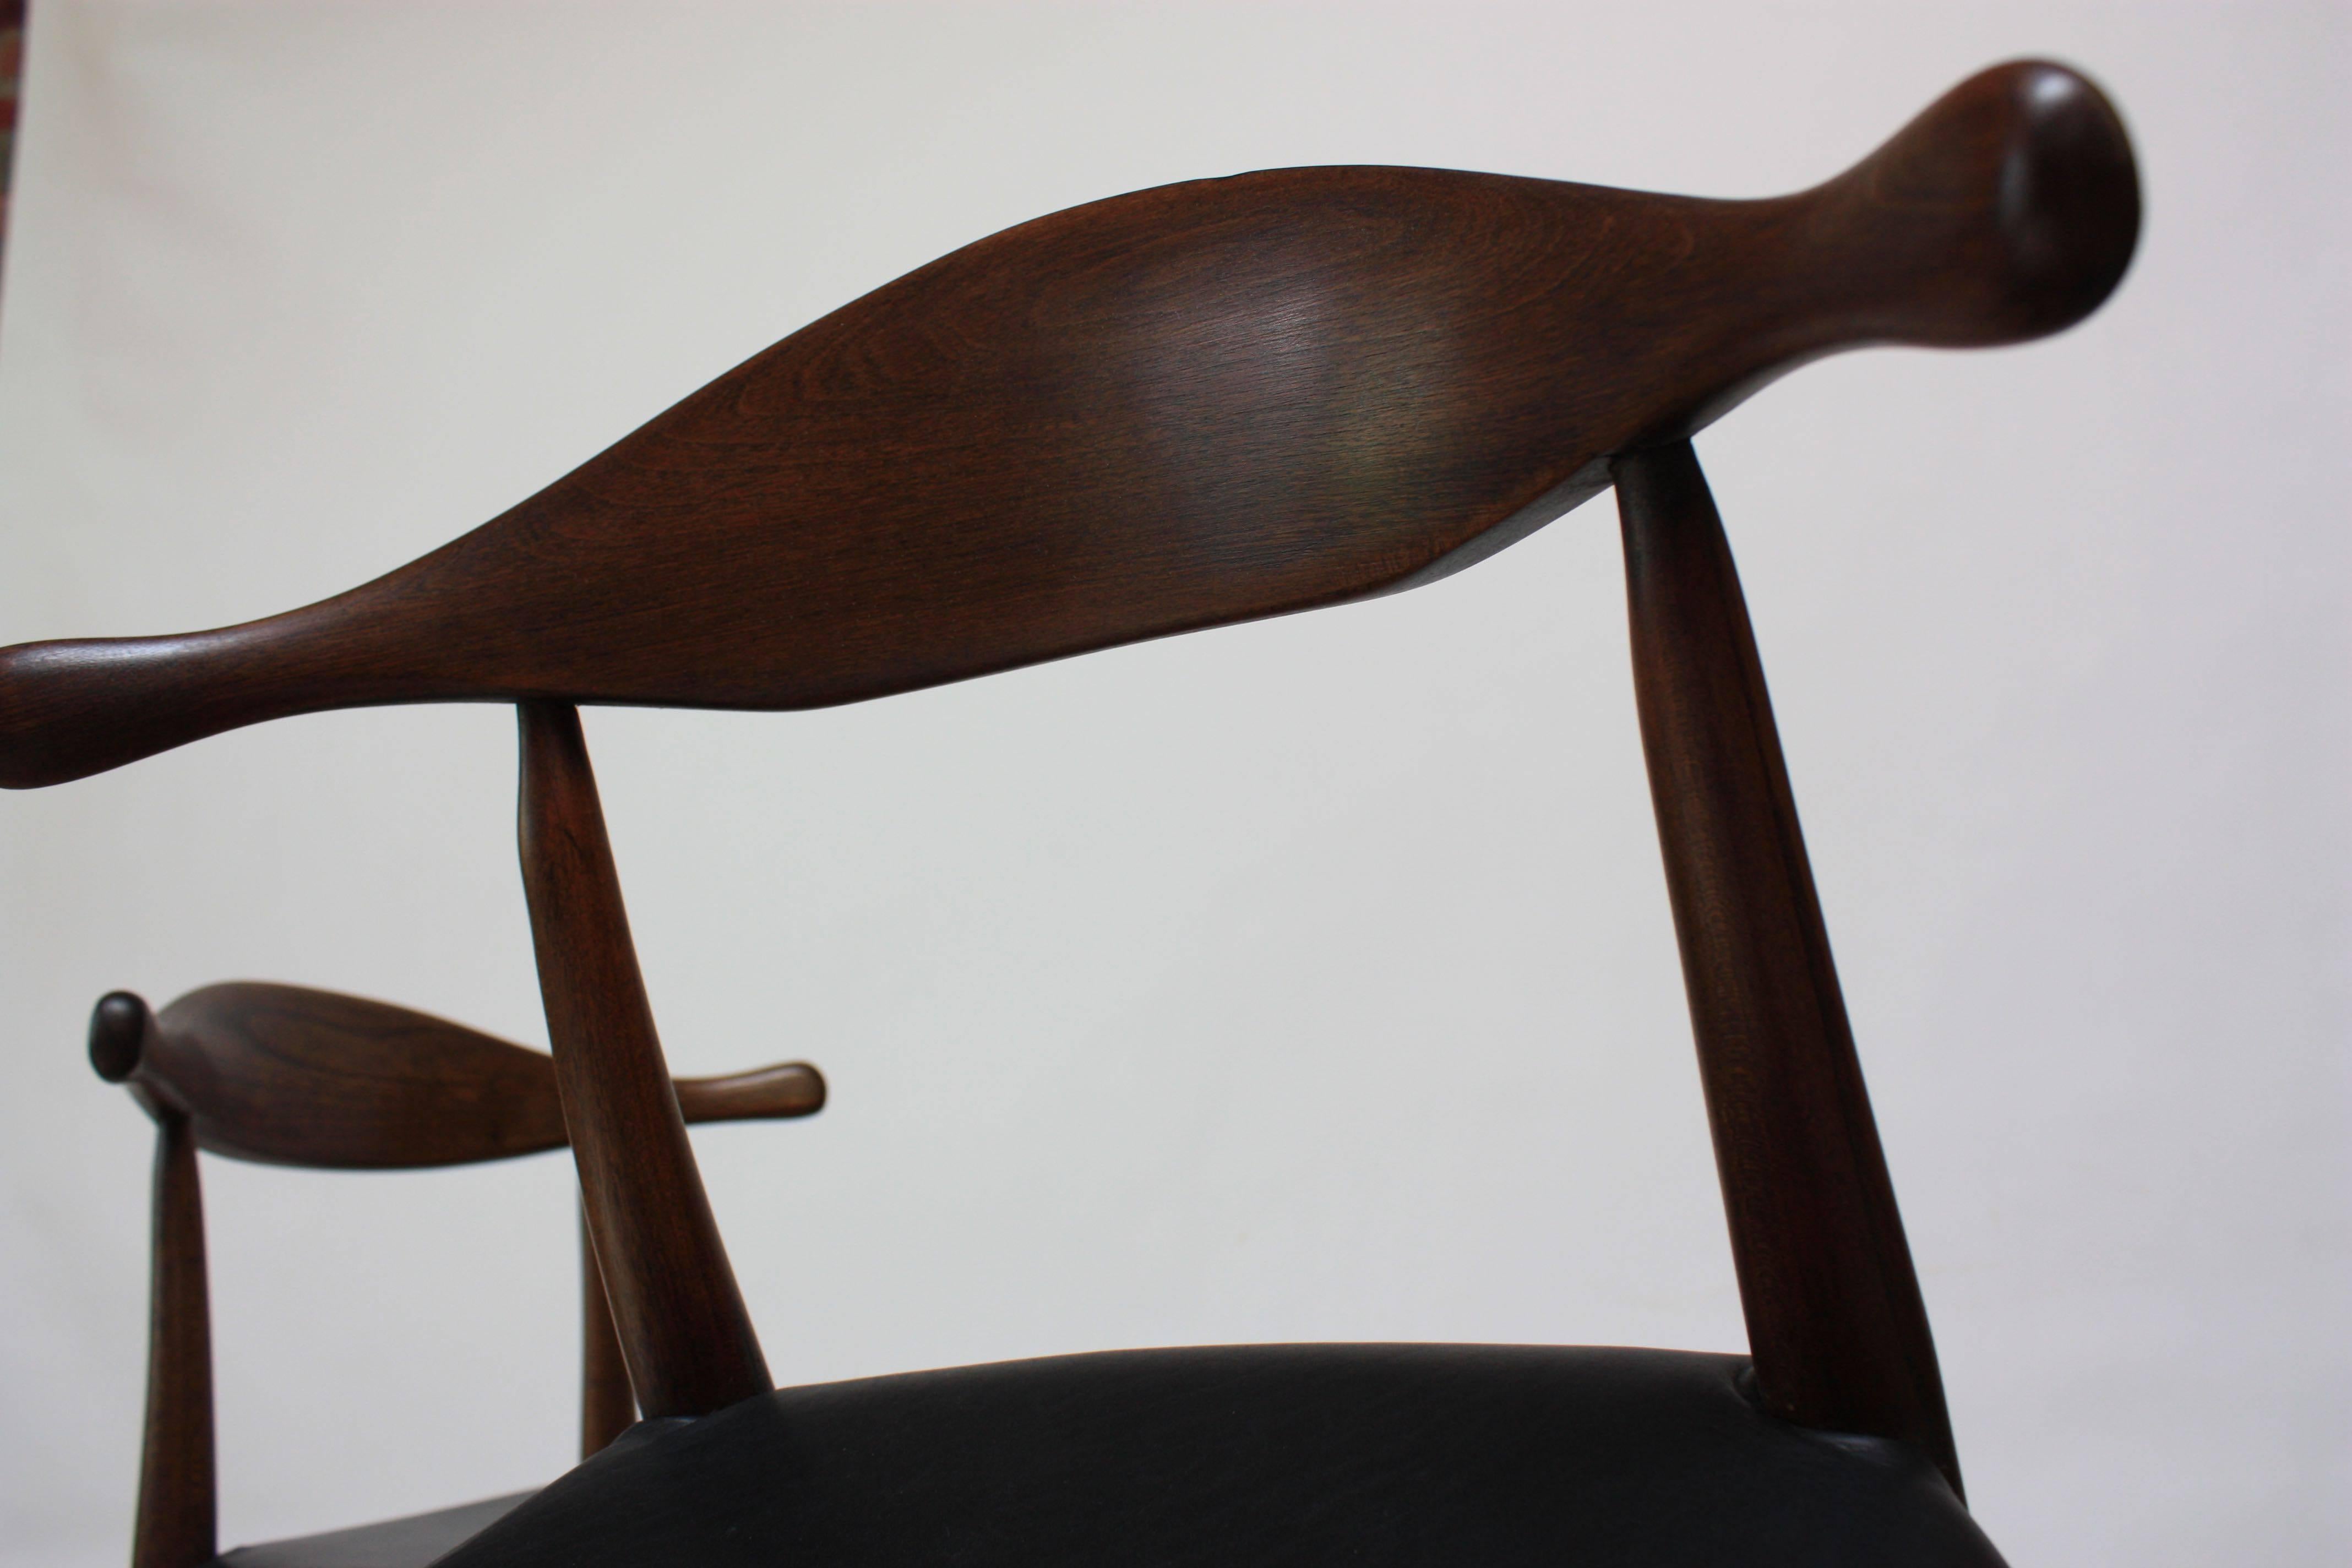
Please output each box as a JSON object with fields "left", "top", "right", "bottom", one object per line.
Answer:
{"left": 0, "top": 0, "right": 23, "bottom": 272}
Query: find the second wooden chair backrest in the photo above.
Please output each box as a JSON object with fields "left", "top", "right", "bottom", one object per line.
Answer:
{"left": 88, "top": 984, "right": 823, "bottom": 1568}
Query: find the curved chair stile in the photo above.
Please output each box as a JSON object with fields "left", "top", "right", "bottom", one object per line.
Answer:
{"left": 10, "top": 57, "right": 2139, "bottom": 1567}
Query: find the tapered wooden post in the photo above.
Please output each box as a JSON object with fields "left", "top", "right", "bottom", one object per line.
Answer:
{"left": 131, "top": 1112, "right": 216, "bottom": 1568}
{"left": 518, "top": 700, "right": 770, "bottom": 1417}
{"left": 1615, "top": 441, "right": 1961, "bottom": 1495}
{"left": 580, "top": 1207, "right": 636, "bottom": 1456}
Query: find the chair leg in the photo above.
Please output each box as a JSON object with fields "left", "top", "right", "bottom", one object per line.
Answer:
{"left": 517, "top": 700, "right": 771, "bottom": 1419}
{"left": 131, "top": 1113, "right": 216, "bottom": 1568}
{"left": 1615, "top": 440, "right": 1962, "bottom": 1496}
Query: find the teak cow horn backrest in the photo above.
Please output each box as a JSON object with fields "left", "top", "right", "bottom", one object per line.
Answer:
{"left": 0, "top": 62, "right": 2133, "bottom": 791}
{"left": 88, "top": 984, "right": 826, "bottom": 1568}
{"left": 7, "top": 59, "right": 2136, "bottom": 1504}
{"left": 90, "top": 983, "right": 825, "bottom": 1168}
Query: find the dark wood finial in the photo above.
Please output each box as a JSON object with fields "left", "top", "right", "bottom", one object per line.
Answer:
{"left": 90, "top": 991, "right": 153, "bottom": 1084}
{"left": 1815, "top": 58, "right": 2139, "bottom": 347}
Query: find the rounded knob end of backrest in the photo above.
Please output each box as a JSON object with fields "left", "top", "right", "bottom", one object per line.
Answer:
{"left": 1987, "top": 62, "right": 2140, "bottom": 335}
{"left": 1826, "top": 59, "right": 2141, "bottom": 347}
{"left": 89, "top": 990, "right": 153, "bottom": 1083}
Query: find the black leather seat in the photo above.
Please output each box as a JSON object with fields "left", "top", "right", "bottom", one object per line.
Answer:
{"left": 438, "top": 1345, "right": 2003, "bottom": 1567}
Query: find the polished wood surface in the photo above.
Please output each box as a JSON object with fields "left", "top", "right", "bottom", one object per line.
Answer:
{"left": 581, "top": 1208, "right": 636, "bottom": 1458}
{"left": 518, "top": 699, "right": 772, "bottom": 1418}
{"left": 1616, "top": 439, "right": 1958, "bottom": 1493}
{"left": 130, "top": 1112, "right": 215, "bottom": 1568}
{"left": 0, "top": 61, "right": 2137, "bottom": 791}
{"left": 88, "top": 982, "right": 821, "bottom": 1554}
{"left": 675, "top": 1062, "right": 829, "bottom": 1127}
{"left": 41, "top": 55, "right": 2146, "bottom": 1561}
{"left": 88, "top": 984, "right": 823, "bottom": 1168}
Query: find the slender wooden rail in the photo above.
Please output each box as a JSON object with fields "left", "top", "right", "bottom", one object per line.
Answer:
{"left": 516, "top": 700, "right": 772, "bottom": 1418}
{"left": 1616, "top": 440, "right": 1960, "bottom": 1494}
{"left": 130, "top": 1110, "right": 215, "bottom": 1568}
{"left": 580, "top": 1208, "right": 636, "bottom": 1456}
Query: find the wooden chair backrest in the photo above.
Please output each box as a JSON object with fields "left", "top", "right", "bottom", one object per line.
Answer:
{"left": 89, "top": 986, "right": 823, "bottom": 1567}
{"left": 9, "top": 56, "right": 2138, "bottom": 1539}
{"left": 0, "top": 62, "right": 2132, "bottom": 791}
{"left": 91, "top": 984, "right": 823, "bottom": 1166}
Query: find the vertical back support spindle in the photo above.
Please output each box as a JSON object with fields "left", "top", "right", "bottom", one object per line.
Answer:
{"left": 580, "top": 1207, "right": 636, "bottom": 1456}
{"left": 131, "top": 1110, "right": 215, "bottom": 1568}
{"left": 1614, "top": 440, "right": 1961, "bottom": 1495}
{"left": 518, "top": 700, "right": 771, "bottom": 1418}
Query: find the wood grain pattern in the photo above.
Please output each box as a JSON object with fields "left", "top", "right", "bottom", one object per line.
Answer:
{"left": 130, "top": 1111, "right": 216, "bottom": 1568}
{"left": 89, "top": 982, "right": 823, "bottom": 1168}
{"left": 518, "top": 700, "right": 772, "bottom": 1419}
{"left": 1615, "top": 440, "right": 1959, "bottom": 1492}
{"left": 0, "top": 61, "right": 2137, "bottom": 791}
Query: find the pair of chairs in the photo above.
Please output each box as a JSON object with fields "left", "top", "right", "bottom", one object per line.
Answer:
{"left": 7, "top": 57, "right": 2137, "bottom": 1567}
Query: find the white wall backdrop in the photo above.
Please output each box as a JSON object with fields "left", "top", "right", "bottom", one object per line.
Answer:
{"left": 0, "top": 3, "right": 2343, "bottom": 1564}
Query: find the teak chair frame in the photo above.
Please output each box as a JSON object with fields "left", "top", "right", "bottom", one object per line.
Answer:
{"left": 0, "top": 56, "right": 2139, "bottom": 1566}
{"left": 85, "top": 983, "right": 823, "bottom": 1568}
